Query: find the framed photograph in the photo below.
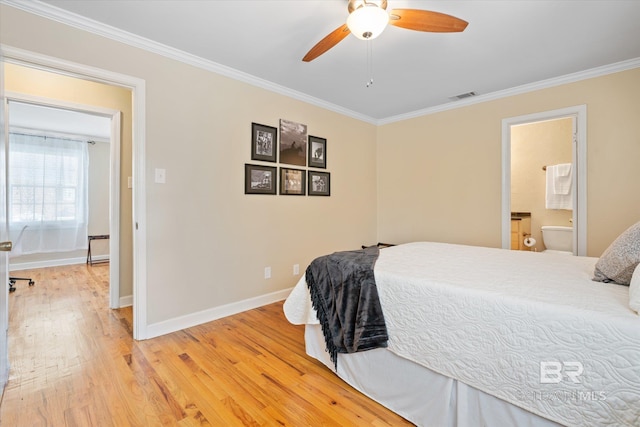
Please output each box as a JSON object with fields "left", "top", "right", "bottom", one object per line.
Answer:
{"left": 245, "top": 164, "right": 277, "bottom": 195}
{"left": 308, "top": 171, "right": 330, "bottom": 196}
{"left": 251, "top": 122, "right": 277, "bottom": 163}
{"left": 308, "top": 135, "right": 327, "bottom": 169}
{"left": 280, "top": 167, "right": 306, "bottom": 196}
{"left": 279, "top": 119, "right": 307, "bottom": 166}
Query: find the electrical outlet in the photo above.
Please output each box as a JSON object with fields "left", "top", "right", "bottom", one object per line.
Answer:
{"left": 293, "top": 264, "right": 299, "bottom": 275}
{"left": 264, "top": 267, "right": 271, "bottom": 279}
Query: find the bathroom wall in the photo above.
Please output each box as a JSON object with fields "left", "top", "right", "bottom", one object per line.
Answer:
{"left": 510, "top": 118, "right": 573, "bottom": 252}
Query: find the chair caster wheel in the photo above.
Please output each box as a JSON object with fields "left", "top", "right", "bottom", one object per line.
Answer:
{"left": 9, "top": 287, "right": 15, "bottom": 293}
{"left": 29, "top": 281, "right": 35, "bottom": 286}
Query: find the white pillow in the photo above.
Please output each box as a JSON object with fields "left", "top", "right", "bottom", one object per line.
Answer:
{"left": 630, "top": 263, "right": 640, "bottom": 314}
{"left": 593, "top": 221, "right": 640, "bottom": 285}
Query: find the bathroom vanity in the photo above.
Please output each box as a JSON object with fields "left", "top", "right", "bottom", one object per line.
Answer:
{"left": 511, "top": 212, "right": 532, "bottom": 250}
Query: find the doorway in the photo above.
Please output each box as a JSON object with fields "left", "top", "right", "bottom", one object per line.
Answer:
{"left": 1, "top": 46, "right": 148, "bottom": 341}
{"left": 6, "top": 98, "right": 120, "bottom": 306}
{"left": 501, "top": 105, "right": 587, "bottom": 256}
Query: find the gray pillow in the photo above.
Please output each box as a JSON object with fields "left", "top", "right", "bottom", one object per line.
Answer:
{"left": 593, "top": 221, "right": 640, "bottom": 286}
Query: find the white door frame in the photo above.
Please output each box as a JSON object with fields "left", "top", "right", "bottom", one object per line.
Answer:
{"left": 1, "top": 45, "right": 148, "bottom": 339}
{"left": 6, "top": 92, "right": 121, "bottom": 308}
{"left": 501, "top": 105, "right": 587, "bottom": 256}
{"left": 0, "top": 47, "right": 9, "bottom": 396}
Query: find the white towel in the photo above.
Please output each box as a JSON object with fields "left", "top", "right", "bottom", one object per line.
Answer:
{"left": 546, "top": 165, "right": 572, "bottom": 210}
{"left": 553, "top": 163, "right": 572, "bottom": 195}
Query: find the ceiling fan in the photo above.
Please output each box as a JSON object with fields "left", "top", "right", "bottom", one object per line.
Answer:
{"left": 302, "top": 0, "right": 468, "bottom": 62}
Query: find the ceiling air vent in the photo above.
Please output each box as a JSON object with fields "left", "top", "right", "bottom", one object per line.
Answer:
{"left": 450, "top": 91, "right": 477, "bottom": 101}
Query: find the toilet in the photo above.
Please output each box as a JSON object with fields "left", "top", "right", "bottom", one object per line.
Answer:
{"left": 541, "top": 226, "right": 573, "bottom": 254}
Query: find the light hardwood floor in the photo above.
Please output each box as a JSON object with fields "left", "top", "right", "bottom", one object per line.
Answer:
{"left": 0, "top": 264, "right": 413, "bottom": 426}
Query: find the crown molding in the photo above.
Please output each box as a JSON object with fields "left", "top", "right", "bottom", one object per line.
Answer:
{"left": 379, "top": 57, "right": 640, "bottom": 125}
{"left": 2, "top": 0, "right": 377, "bottom": 125}
{"left": 4, "top": 0, "right": 639, "bottom": 127}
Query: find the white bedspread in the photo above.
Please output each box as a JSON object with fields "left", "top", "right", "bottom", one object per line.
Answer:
{"left": 283, "top": 242, "right": 640, "bottom": 427}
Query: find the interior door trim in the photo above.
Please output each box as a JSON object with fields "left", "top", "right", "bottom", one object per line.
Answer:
{"left": 501, "top": 105, "right": 587, "bottom": 256}
{"left": 1, "top": 44, "right": 149, "bottom": 339}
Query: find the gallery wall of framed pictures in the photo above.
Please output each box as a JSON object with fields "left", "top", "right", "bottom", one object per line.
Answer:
{"left": 245, "top": 119, "right": 330, "bottom": 196}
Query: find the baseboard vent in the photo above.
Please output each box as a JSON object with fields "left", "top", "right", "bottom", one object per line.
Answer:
{"left": 450, "top": 91, "right": 477, "bottom": 100}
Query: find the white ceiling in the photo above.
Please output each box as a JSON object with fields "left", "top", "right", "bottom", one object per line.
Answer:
{"left": 11, "top": 0, "right": 640, "bottom": 122}
{"left": 9, "top": 101, "right": 112, "bottom": 141}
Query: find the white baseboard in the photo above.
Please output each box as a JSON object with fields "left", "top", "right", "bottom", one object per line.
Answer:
{"left": 145, "top": 287, "right": 293, "bottom": 339}
{"left": 119, "top": 295, "right": 133, "bottom": 308}
{"left": 9, "top": 255, "right": 109, "bottom": 271}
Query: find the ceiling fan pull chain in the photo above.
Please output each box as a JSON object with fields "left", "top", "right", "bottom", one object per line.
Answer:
{"left": 366, "top": 39, "right": 374, "bottom": 88}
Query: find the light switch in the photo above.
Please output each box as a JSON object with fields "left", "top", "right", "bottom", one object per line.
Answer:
{"left": 155, "top": 168, "right": 166, "bottom": 184}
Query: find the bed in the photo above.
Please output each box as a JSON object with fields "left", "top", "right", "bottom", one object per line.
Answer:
{"left": 283, "top": 241, "right": 640, "bottom": 427}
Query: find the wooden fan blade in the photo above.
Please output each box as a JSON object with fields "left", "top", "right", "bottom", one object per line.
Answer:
{"left": 302, "top": 24, "right": 351, "bottom": 62}
{"left": 389, "top": 9, "right": 468, "bottom": 33}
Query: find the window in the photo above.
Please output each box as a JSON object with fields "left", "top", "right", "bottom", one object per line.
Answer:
{"left": 9, "top": 132, "right": 89, "bottom": 254}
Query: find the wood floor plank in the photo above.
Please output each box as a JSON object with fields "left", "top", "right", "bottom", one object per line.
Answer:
{"left": 1, "top": 264, "right": 413, "bottom": 426}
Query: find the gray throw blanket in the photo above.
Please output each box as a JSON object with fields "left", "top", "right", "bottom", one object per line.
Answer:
{"left": 305, "top": 246, "right": 388, "bottom": 369}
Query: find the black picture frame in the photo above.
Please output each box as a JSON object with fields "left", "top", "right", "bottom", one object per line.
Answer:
{"left": 279, "top": 119, "right": 307, "bottom": 166}
{"left": 280, "top": 167, "right": 306, "bottom": 196}
{"left": 308, "top": 135, "right": 327, "bottom": 169}
{"left": 308, "top": 171, "right": 330, "bottom": 196}
{"left": 245, "top": 164, "right": 277, "bottom": 195}
{"left": 251, "top": 122, "right": 277, "bottom": 163}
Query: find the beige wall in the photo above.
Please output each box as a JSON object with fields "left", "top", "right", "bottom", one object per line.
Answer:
{"left": 511, "top": 118, "right": 573, "bottom": 252}
{"left": 0, "top": 5, "right": 378, "bottom": 324}
{"left": 4, "top": 62, "right": 134, "bottom": 298}
{"left": 378, "top": 67, "right": 640, "bottom": 257}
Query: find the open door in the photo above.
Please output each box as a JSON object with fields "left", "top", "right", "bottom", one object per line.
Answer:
{"left": 0, "top": 55, "right": 10, "bottom": 395}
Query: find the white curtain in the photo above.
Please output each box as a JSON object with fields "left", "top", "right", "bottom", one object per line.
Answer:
{"left": 8, "top": 133, "right": 89, "bottom": 254}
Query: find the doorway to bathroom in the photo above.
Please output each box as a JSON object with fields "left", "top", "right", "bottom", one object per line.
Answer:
{"left": 501, "top": 106, "right": 587, "bottom": 256}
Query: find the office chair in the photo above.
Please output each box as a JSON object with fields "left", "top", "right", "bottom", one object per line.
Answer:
{"left": 9, "top": 276, "right": 34, "bottom": 293}
{"left": 8, "top": 225, "right": 35, "bottom": 293}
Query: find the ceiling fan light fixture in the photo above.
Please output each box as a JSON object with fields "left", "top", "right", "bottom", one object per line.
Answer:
{"left": 347, "top": 5, "right": 389, "bottom": 40}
